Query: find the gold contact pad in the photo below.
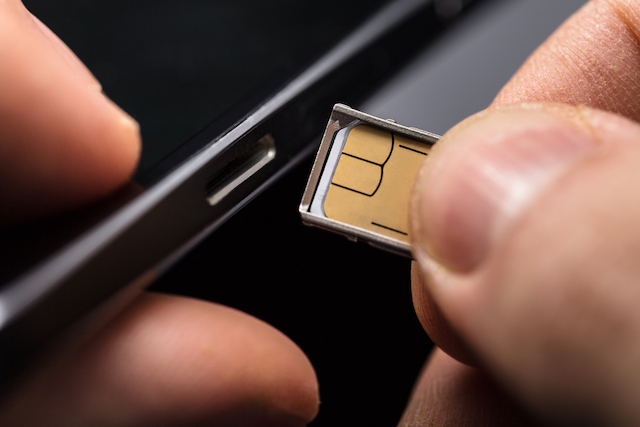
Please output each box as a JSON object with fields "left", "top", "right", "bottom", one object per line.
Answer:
{"left": 323, "top": 124, "right": 430, "bottom": 243}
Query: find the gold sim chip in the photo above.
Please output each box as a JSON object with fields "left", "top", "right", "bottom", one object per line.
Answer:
{"left": 299, "top": 104, "right": 439, "bottom": 258}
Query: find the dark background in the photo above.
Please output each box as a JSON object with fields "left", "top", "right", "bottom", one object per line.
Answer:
{"left": 22, "top": 0, "right": 588, "bottom": 425}
{"left": 23, "top": 0, "right": 389, "bottom": 175}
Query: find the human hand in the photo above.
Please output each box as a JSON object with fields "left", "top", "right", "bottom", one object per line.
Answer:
{"left": 0, "top": 1, "right": 319, "bottom": 425}
{"left": 404, "top": 0, "right": 640, "bottom": 425}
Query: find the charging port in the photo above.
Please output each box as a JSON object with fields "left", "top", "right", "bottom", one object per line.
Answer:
{"left": 206, "top": 134, "right": 276, "bottom": 206}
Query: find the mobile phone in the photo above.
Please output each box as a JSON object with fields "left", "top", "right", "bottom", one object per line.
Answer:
{"left": 0, "top": 0, "right": 483, "bottom": 387}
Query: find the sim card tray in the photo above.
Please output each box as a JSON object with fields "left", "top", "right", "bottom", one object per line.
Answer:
{"left": 299, "top": 104, "right": 440, "bottom": 258}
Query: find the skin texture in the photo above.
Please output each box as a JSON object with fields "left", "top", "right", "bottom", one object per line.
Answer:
{"left": 493, "top": 0, "right": 640, "bottom": 119}
{"left": 0, "top": 1, "right": 319, "bottom": 425}
{"left": 406, "top": 0, "right": 640, "bottom": 425}
{"left": 397, "top": 349, "right": 536, "bottom": 427}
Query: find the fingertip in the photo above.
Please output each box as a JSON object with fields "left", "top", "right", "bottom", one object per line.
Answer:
{"left": 0, "top": 293, "right": 319, "bottom": 426}
{"left": 0, "top": 4, "right": 141, "bottom": 223}
{"left": 90, "top": 293, "right": 319, "bottom": 426}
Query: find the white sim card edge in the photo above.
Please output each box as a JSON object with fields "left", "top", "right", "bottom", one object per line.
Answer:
{"left": 308, "top": 123, "right": 358, "bottom": 217}
{"left": 300, "top": 104, "right": 440, "bottom": 258}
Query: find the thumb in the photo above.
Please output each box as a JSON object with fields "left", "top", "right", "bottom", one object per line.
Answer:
{"left": 410, "top": 103, "right": 640, "bottom": 426}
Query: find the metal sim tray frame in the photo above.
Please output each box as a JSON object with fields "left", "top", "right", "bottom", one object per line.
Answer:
{"left": 299, "top": 104, "right": 440, "bottom": 258}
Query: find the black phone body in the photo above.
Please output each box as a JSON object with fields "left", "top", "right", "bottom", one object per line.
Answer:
{"left": 0, "top": 0, "right": 484, "bottom": 387}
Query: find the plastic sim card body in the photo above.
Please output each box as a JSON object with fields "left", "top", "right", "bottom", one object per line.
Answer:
{"left": 300, "top": 104, "right": 440, "bottom": 258}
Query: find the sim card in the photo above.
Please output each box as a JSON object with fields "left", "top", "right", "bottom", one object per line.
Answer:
{"left": 299, "top": 104, "right": 440, "bottom": 258}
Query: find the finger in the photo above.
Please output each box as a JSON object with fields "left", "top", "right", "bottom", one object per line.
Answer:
{"left": 411, "top": 0, "right": 640, "bottom": 364}
{"left": 0, "top": 293, "right": 319, "bottom": 426}
{"left": 397, "top": 348, "right": 538, "bottom": 427}
{"left": 411, "top": 103, "right": 640, "bottom": 425}
{"left": 494, "top": 0, "right": 640, "bottom": 120}
{"left": 0, "top": 1, "right": 140, "bottom": 223}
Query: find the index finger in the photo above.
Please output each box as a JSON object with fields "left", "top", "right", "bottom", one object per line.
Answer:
{"left": 493, "top": 0, "right": 640, "bottom": 120}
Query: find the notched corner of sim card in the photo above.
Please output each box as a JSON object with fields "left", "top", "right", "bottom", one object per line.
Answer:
{"left": 299, "top": 103, "right": 440, "bottom": 259}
